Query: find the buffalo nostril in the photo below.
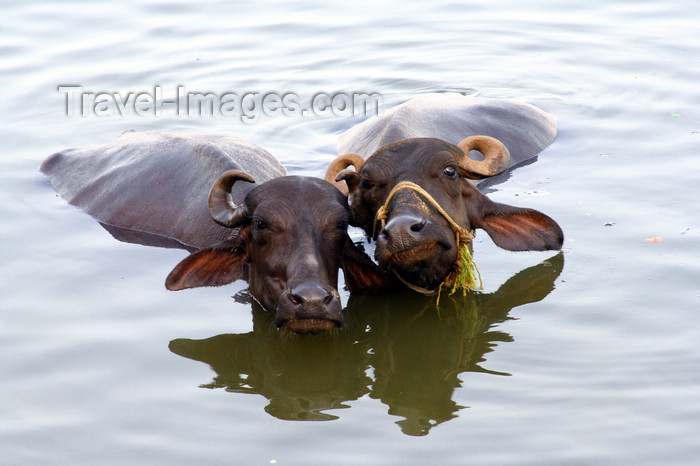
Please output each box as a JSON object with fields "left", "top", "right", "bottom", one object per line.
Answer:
{"left": 383, "top": 215, "right": 429, "bottom": 240}
{"left": 410, "top": 220, "right": 426, "bottom": 233}
{"left": 289, "top": 285, "right": 335, "bottom": 307}
{"left": 288, "top": 293, "right": 303, "bottom": 306}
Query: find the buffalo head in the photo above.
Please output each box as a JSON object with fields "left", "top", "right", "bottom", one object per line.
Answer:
{"left": 166, "top": 172, "right": 391, "bottom": 334}
{"left": 326, "top": 137, "right": 564, "bottom": 292}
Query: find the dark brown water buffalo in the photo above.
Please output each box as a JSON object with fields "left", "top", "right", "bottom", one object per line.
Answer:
{"left": 324, "top": 94, "right": 564, "bottom": 293}
{"left": 41, "top": 130, "right": 389, "bottom": 334}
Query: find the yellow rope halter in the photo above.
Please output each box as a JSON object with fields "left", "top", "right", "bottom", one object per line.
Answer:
{"left": 373, "top": 181, "right": 483, "bottom": 302}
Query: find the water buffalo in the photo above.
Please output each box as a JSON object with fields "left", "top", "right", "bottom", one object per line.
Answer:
{"left": 325, "top": 93, "right": 564, "bottom": 293}
{"left": 41, "top": 130, "right": 389, "bottom": 334}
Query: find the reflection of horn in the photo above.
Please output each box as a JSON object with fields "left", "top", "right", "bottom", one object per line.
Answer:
{"left": 324, "top": 153, "right": 365, "bottom": 195}
{"left": 208, "top": 170, "right": 255, "bottom": 227}
{"left": 456, "top": 135, "right": 511, "bottom": 179}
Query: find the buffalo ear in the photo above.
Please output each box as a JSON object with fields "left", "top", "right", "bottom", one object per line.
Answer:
{"left": 336, "top": 169, "right": 361, "bottom": 194}
{"left": 340, "top": 238, "right": 398, "bottom": 294}
{"left": 474, "top": 199, "right": 564, "bottom": 251}
{"left": 165, "top": 239, "right": 247, "bottom": 291}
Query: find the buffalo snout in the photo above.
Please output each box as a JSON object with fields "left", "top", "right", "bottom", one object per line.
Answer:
{"left": 379, "top": 214, "right": 428, "bottom": 245}
{"left": 276, "top": 284, "right": 343, "bottom": 335}
{"left": 376, "top": 214, "right": 454, "bottom": 261}
{"left": 375, "top": 214, "right": 457, "bottom": 290}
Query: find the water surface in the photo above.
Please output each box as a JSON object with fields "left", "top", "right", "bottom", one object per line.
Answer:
{"left": 2, "top": 0, "right": 699, "bottom": 464}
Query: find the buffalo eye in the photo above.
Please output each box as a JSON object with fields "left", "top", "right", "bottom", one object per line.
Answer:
{"left": 361, "top": 179, "right": 374, "bottom": 190}
{"left": 336, "top": 220, "right": 348, "bottom": 230}
{"left": 253, "top": 220, "right": 268, "bottom": 231}
{"left": 443, "top": 165, "right": 457, "bottom": 178}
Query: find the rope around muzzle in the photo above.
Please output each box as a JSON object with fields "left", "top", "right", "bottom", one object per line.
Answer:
{"left": 373, "top": 181, "right": 483, "bottom": 302}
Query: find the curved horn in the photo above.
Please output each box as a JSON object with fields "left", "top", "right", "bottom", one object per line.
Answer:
{"left": 324, "top": 153, "right": 365, "bottom": 196}
{"left": 456, "top": 135, "right": 511, "bottom": 179}
{"left": 208, "top": 170, "right": 255, "bottom": 227}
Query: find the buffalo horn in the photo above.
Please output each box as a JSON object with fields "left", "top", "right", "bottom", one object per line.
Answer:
{"left": 456, "top": 135, "right": 511, "bottom": 179}
{"left": 324, "top": 153, "right": 365, "bottom": 196}
{"left": 208, "top": 170, "right": 255, "bottom": 227}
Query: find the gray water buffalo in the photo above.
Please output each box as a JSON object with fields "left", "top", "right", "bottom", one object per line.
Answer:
{"left": 41, "top": 130, "right": 389, "bottom": 334}
{"left": 324, "top": 94, "right": 564, "bottom": 293}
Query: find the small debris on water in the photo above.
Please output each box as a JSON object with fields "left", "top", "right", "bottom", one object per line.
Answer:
{"left": 604, "top": 222, "right": 615, "bottom": 227}
{"left": 645, "top": 237, "right": 663, "bottom": 243}
{"left": 523, "top": 190, "right": 550, "bottom": 197}
{"left": 671, "top": 111, "right": 681, "bottom": 118}
{"left": 681, "top": 227, "right": 690, "bottom": 234}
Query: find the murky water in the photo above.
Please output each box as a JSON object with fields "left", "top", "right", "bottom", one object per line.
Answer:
{"left": 2, "top": 0, "right": 699, "bottom": 464}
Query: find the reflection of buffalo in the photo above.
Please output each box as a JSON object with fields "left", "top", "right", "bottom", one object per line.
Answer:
{"left": 170, "top": 253, "right": 563, "bottom": 435}
{"left": 170, "top": 307, "right": 369, "bottom": 421}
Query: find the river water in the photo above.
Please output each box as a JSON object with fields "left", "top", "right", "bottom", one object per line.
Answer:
{"left": 2, "top": 0, "right": 699, "bottom": 464}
